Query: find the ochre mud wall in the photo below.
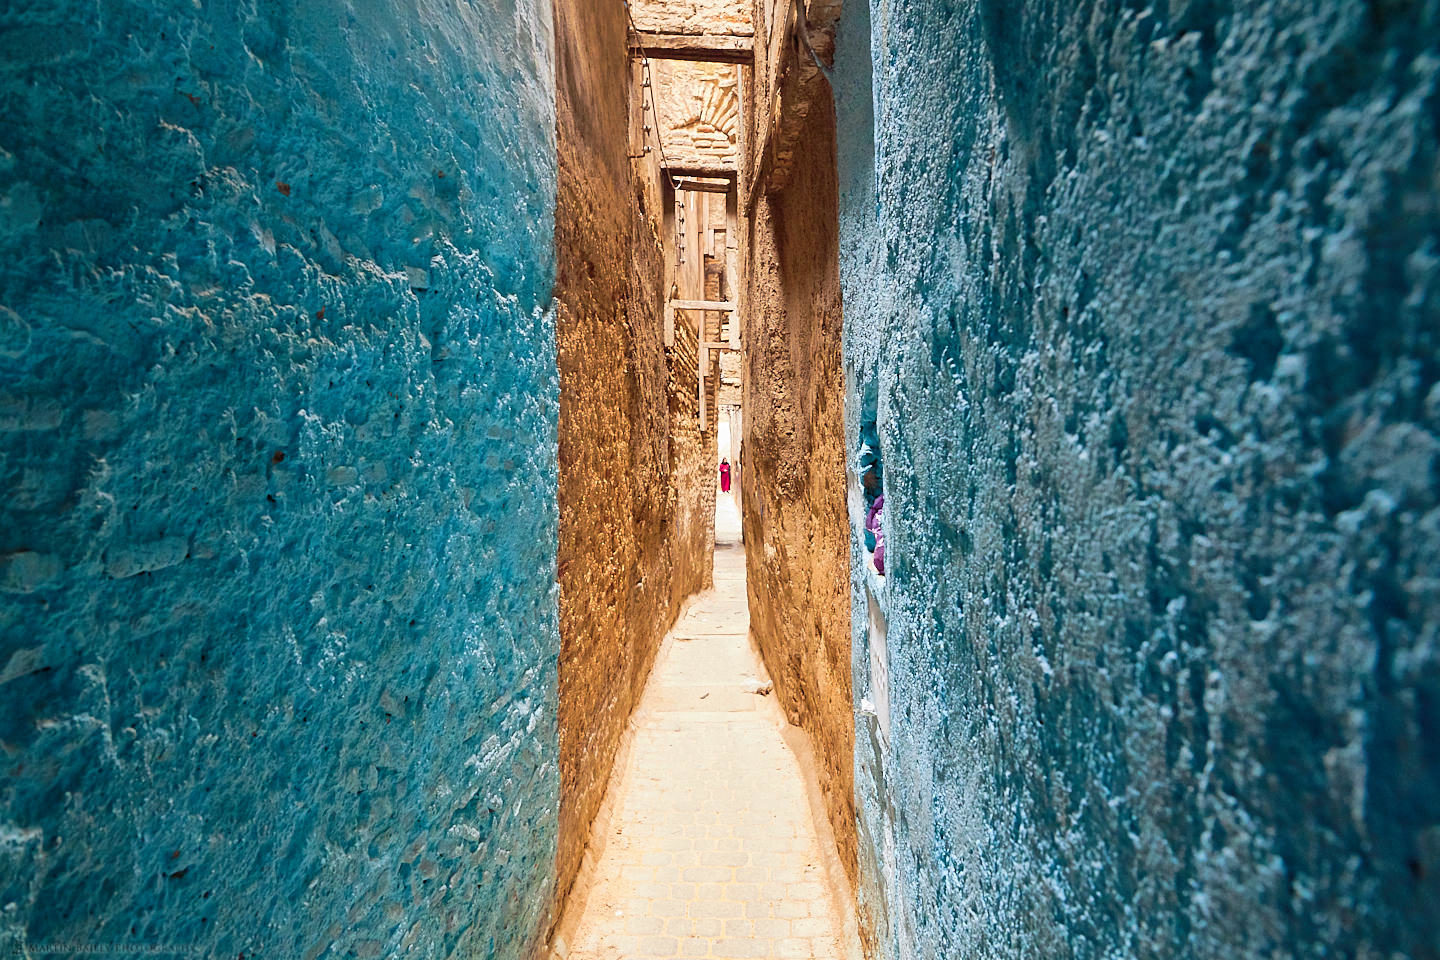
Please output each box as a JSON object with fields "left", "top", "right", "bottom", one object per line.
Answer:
{"left": 666, "top": 280, "right": 721, "bottom": 586}
{"left": 836, "top": 0, "right": 1440, "bottom": 957}
{"left": 552, "top": 0, "right": 711, "bottom": 913}
{"left": 739, "top": 31, "right": 856, "bottom": 884}
{"left": 0, "top": 2, "right": 560, "bottom": 958}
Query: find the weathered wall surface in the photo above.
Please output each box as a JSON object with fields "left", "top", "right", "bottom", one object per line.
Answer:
{"left": 654, "top": 61, "right": 741, "bottom": 170}
{"left": 553, "top": 0, "right": 712, "bottom": 917}
{"left": 632, "top": 0, "right": 753, "bottom": 36}
{"left": 666, "top": 282, "right": 722, "bottom": 579}
{"left": 838, "top": 1, "right": 1440, "bottom": 957}
{"left": 653, "top": 139, "right": 722, "bottom": 575}
{"left": 0, "top": 3, "right": 560, "bottom": 958}
{"left": 740, "top": 23, "right": 856, "bottom": 885}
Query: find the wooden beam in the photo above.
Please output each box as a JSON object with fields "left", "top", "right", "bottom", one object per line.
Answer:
{"left": 663, "top": 163, "right": 737, "bottom": 181}
{"left": 701, "top": 341, "right": 738, "bottom": 351}
{"left": 629, "top": 31, "right": 753, "bottom": 64}
{"left": 674, "top": 177, "right": 731, "bottom": 194}
{"left": 670, "top": 299, "right": 734, "bottom": 312}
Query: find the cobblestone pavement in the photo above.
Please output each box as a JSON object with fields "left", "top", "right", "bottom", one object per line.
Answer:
{"left": 552, "top": 497, "right": 858, "bottom": 960}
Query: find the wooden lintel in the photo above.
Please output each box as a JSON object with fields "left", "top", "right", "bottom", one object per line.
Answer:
{"left": 664, "top": 164, "right": 737, "bottom": 181}
{"left": 701, "top": 341, "right": 738, "bottom": 351}
{"left": 629, "top": 31, "right": 753, "bottom": 64}
{"left": 671, "top": 299, "right": 735, "bottom": 313}
{"left": 675, "top": 177, "right": 731, "bottom": 194}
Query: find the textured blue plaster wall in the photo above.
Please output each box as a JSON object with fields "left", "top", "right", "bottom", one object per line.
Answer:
{"left": 0, "top": 2, "right": 559, "bottom": 958}
{"left": 839, "top": 1, "right": 1440, "bottom": 957}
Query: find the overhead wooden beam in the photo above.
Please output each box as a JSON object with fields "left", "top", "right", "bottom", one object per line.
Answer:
{"left": 699, "top": 344, "right": 708, "bottom": 431}
{"left": 629, "top": 30, "right": 753, "bottom": 64}
{"left": 674, "top": 177, "right": 731, "bottom": 194}
{"left": 664, "top": 163, "right": 737, "bottom": 181}
{"left": 670, "top": 299, "right": 734, "bottom": 313}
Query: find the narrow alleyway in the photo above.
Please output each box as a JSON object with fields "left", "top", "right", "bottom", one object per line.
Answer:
{"left": 551, "top": 496, "right": 859, "bottom": 960}
{"left": 4, "top": 2, "right": 1436, "bottom": 959}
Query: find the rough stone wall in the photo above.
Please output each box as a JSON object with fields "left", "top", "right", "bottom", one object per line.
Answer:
{"left": 0, "top": 2, "right": 559, "bottom": 959}
{"left": 637, "top": 191, "right": 713, "bottom": 639}
{"left": 553, "top": 0, "right": 711, "bottom": 917}
{"left": 632, "top": 0, "right": 753, "bottom": 36}
{"left": 740, "top": 37, "right": 857, "bottom": 884}
{"left": 669, "top": 293, "right": 721, "bottom": 581}
{"left": 653, "top": 61, "right": 741, "bottom": 170}
{"left": 837, "top": 1, "right": 1440, "bottom": 957}
{"left": 553, "top": 0, "right": 641, "bottom": 911}
{"left": 720, "top": 352, "right": 743, "bottom": 406}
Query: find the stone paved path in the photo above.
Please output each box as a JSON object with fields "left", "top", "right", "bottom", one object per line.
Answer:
{"left": 552, "top": 496, "right": 858, "bottom": 960}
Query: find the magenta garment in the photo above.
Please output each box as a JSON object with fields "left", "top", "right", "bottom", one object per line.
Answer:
{"left": 719, "top": 461, "right": 731, "bottom": 492}
{"left": 866, "top": 494, "right": 885, "bottom": 574}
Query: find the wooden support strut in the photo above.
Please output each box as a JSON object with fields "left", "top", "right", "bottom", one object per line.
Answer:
{"left": 675, "top": 305, "right": 737, "bottom": 431}
{"left": 662, "top": 179, "right": 742, "bottom": 431}
{"left": 665, "top": 301, "right": 733, "bottom": 349}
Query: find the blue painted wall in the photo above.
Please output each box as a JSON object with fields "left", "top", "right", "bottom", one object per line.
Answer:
{"left": 0, "top": 3, "right": 559, "bottom": 958}
{"left": 839, "top": 1, "right": 1440, "bottom": 957}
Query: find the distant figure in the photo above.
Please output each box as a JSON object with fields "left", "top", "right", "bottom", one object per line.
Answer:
{"left": 719, "top": 458, "right": 731, "bottom": 493}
